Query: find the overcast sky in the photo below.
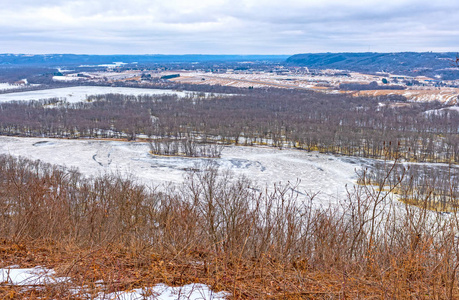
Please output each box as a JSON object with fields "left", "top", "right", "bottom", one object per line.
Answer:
{"left": 1, "top": 0, "right": 458, "bottom": 54}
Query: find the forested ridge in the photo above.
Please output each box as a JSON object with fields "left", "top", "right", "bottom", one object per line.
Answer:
{"left": 287, "top": 52, "right": 459, "bottom": 80}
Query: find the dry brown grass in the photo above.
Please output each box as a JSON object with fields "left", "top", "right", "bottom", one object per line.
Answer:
{"left": 1, "top": 155, "right": 459, "bottom": 299}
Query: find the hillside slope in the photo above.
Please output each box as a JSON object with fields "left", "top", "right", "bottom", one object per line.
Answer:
{"left": 286, "top": 52, "right": 459, "bottom": 79}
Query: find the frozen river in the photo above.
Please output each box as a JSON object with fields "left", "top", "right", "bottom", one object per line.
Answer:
{"left": 0, "top": 136, "right": 366, "bottom": 206}
{"left": 0, "top": 86, "right": 200, "bottom": 103}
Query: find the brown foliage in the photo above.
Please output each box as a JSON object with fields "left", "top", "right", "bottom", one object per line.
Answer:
{"left": 1, "top": 155, "right": 459, "bottom": 298}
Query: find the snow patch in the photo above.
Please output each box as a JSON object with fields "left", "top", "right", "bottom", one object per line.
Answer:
{"left": 0, "top": 266, "right": 228, "bottom": 299}
{"left": 52, "top": 76, "right": 81, "bottom": 82}
{"left": 0, "top": 266, "right": 70, "bottom": 286}
{"left": 0, "top": 82, "right": 39, "bottom": 92}
{"left": 424, "top": 106, "right": 459, "bottom": 115}
{"left": 96, "top": 283, "right": 228, "bottom": 300}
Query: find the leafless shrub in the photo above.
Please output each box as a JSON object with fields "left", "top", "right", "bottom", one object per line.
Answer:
{"left": 1, "top": 154, "right": 459, "bottom": 298}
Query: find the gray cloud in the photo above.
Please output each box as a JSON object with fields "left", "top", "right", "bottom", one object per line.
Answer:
{"left": 0, "top": 0, "right": 458, "bottom": 54}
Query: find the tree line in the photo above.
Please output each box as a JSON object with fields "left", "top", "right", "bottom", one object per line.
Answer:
{"left": 0, "top": 87, "right": 457, "bottom": 163}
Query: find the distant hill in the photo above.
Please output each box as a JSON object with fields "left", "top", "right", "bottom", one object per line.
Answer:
{"left": 0, "top": 54, "right": 289, "bottom": 67}
{"left": 286, "top": 52, "right": 459, "bottom": 79}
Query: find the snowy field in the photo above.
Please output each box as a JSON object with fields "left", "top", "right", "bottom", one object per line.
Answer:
{"left": 0, "top": 86, "right": 199, "bottom": 103}
{"left": 0, "top": 136, "right": 365, "bottom": 205}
